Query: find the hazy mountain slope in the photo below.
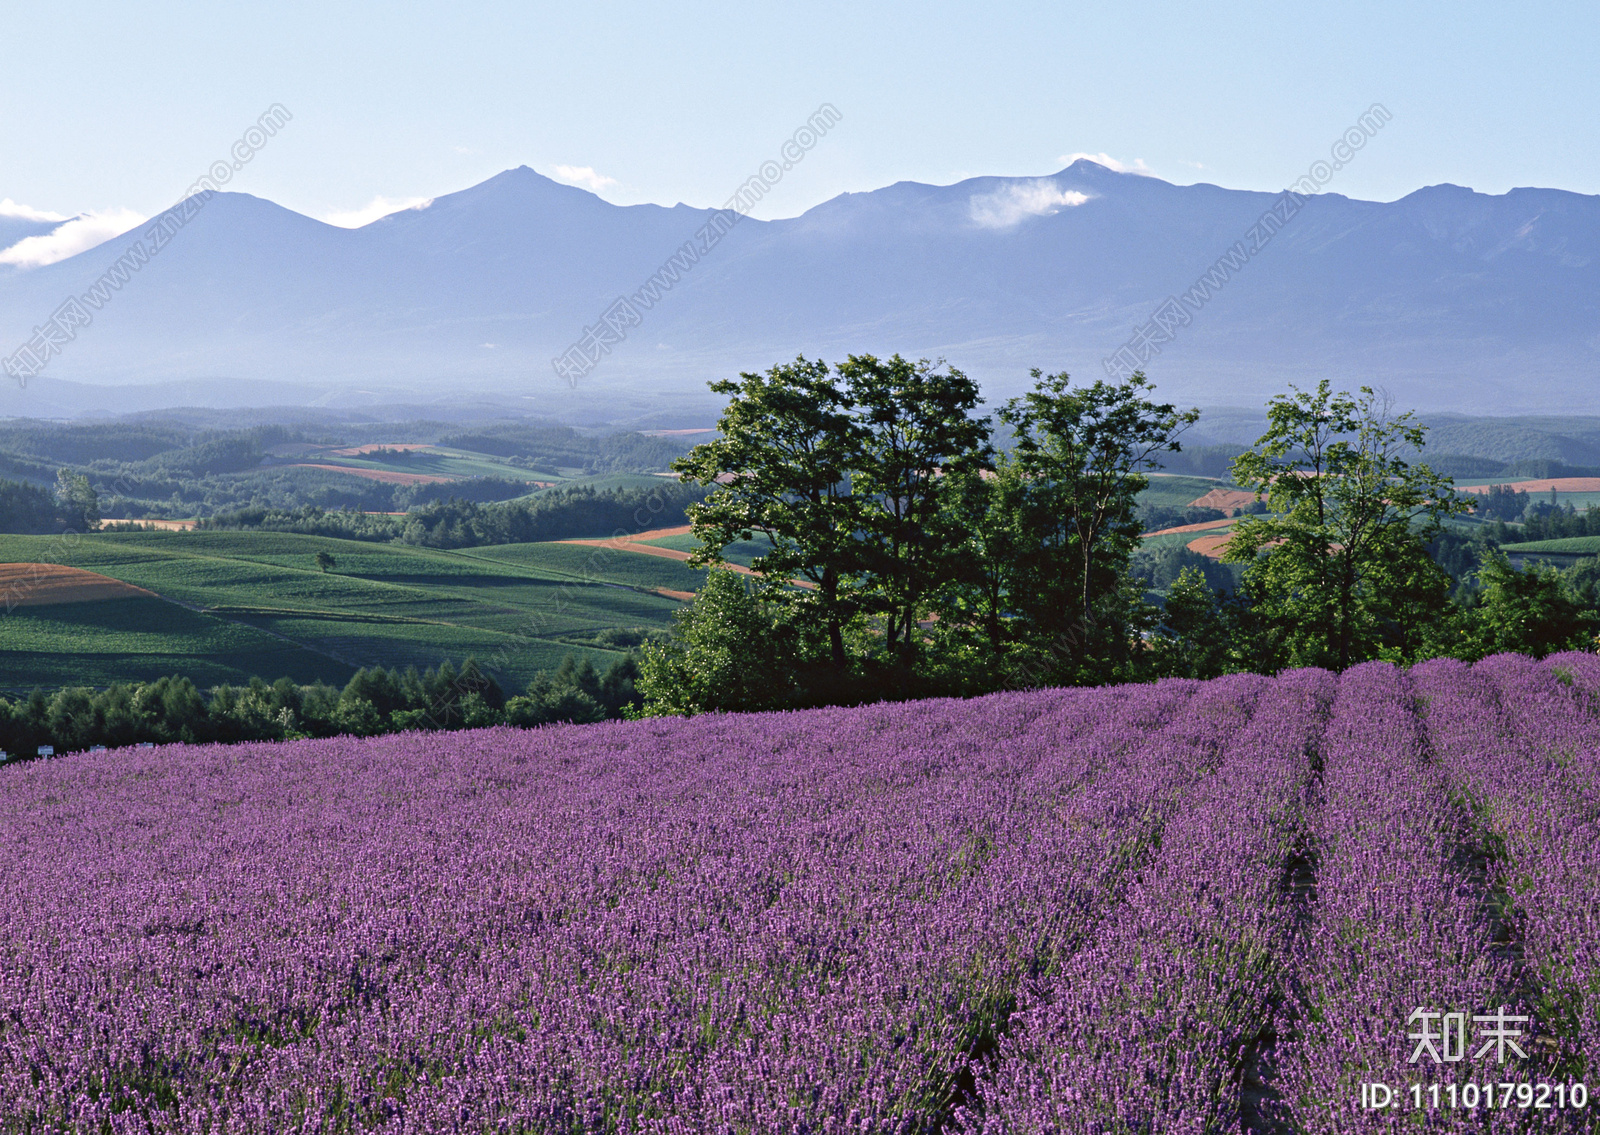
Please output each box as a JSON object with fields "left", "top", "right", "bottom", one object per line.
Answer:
{"left": 1, "top": 161, "right": 1595, "bottom": 414}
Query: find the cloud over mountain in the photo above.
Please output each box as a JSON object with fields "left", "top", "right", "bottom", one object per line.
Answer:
{"left": 320, "top": 196, "right": 435, "bottom": 229}
{"left": 0, "top": 206, "right": 146, "bottom": 268}
{"left": 969, "top": 179, "right": 1091, "bottom": 227}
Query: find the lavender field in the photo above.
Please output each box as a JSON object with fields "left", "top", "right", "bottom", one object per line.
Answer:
{"left": 4, "top": 656, "right": 1600, "bottom": 1133}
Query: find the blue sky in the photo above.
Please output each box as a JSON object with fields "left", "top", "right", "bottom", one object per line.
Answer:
{"left": 3, "top": 0, "right": 1597, "bottom": 244}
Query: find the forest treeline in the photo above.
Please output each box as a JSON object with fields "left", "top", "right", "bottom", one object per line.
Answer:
{"left": 0, "top": 652, "right": 647, "bottom": 760}
{"left": 633, "top": 357, "right": 1600, "bottom": 714}
{"left": 194, "top": 483, "right": 709, "bottom": 548}
{"left": 0, "top": 474, "right": 707, "bottom": 550}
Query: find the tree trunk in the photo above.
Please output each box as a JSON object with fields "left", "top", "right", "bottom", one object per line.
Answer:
{"left": 823, "top": 572, "right": 847, "bottom": 669}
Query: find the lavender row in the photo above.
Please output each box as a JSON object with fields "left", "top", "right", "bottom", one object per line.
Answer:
{"left": 10, "top": 659, "right": 1592, "bottom": 1133}
{"left": 965, "top": 668, "right": 1338, "bottom": 1133}
{"left": 1281, "top": 662, "right": 1514, "bottom": 1134}
{"left": 0, "top": 680, "right": 1219, "bottom": 1132}
{"left": 1412, "top": 651, "right": 1600, "bottom": 1124}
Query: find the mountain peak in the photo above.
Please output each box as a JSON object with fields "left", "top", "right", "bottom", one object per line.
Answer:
{"left": 2, "top": 164, "right": 1596, "bottom": 415}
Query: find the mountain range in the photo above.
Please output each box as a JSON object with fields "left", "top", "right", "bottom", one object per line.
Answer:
{"left": 2, "top": 160, "right": 1597, "bottom": 419}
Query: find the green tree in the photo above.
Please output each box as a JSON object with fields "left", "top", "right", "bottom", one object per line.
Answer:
{"left": 503, "top": 653, "right": 643, "bottom": 726}
{"left": 840, "top": 353, "right": 991, "bottom": 662}
{"left": 315, "top": 550, "right": 336, "bottom": 573}
{"left": 1224, "top": 382, "right": 1466, "bottom": 670}
{"left": 1569, "top": 555, "right": 1600, "bottom": 616}
{"left": 638, "top": 568, "right": 801, "bottom": 715}
{"left": 675, "top": 357, "right": 865, "bottom": 668}
{"left": 1149, "top": 565, "right": 1232, "bottom": 679}
{"left": 506, "top": 655, "right": 607, "bottom": 726}
{"left": 0, "top": 478, "right": 59, "bottom": 534}
{"left": 47, "top": 687, "right": 102, "bottom": 751}
{"left": 995, "top": 369, "right": 1198, "bottom": 682}
{"left": 134, "top": 676, "right": 207, "bottom": 743}
{"left": 1468, "top": 553, "right": 1594, "bottom": 659}
{"left": 54, "top": 469, "right": 99, "bottom": 530}
{"left": 930, "top": 462, "right": 1021, "bottom": 669}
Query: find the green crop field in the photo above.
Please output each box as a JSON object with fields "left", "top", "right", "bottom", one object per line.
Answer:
{"left": 636, "top": 532, "right": 772, "bottom": 568}
{"left": 1138, "top": 528, "right": 1223, "bottom": 553}
{"left": 0, "top": 531, "right": 694, "bottom": 692}
{"left": 1527, "top": 491, "right": 1600, "bottom": 510}
{"left": 1138, "top": 474, "right": 1232, "bottom": 511}
{"left": 579, "top": 473, "right": 690, "bottom": 492}
{"left": 298, "top": 449, "right": 540, "bottom": 482}
{"left": 1499, "top": 536, "right": 1600, "bottom": 555}
{"left": 460, "top": 541, "right": 708, "bottom": 592}
{"left": 0, "top": 597, "right": 351, "bottom": 690}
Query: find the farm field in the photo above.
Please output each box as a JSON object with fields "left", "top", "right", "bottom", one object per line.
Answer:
{"left": 1453, "top": 478, "right": 1600, "bottom": 511}
{"left": 1138, "top": 472, "right": 1233, "bottom": 510}
{"left": 554, "top": 528, "right": 822, "bottom": 590}
{"left": 3, "top": 654, "right": 1596, "bottom": 1131}
{"left": 1139, "top": 527, "right": 1224, "bottom": 554}
{"left": 268, "top": 444, "right": 556, "bottom": 484}
{"left": 458, "top": 538, "right": 707, "bottom": 593}
{"left": 1501, "top": 536, "right": 1600, "bottom": 555}
{"left": 276, "top": 463, "right": 460, "bottom": 485}
{"left": 1139, "top": 516, "right": 1241, "bottom": 558}
{"left": 1454, "top": 477, "right": 1600, "bottom": 492}
{"left": 635, "top": 530, "right": 773, "bottom": 567}
{"left": 0, "top": 596, "right": 351, "bottom": 689}
{"left": 0, "top": 531, "right": 695, "bottom": 690}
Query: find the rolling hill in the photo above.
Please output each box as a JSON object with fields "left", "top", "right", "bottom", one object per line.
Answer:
{"left": 0, "top": 530, "right": 705, "bottom": 691}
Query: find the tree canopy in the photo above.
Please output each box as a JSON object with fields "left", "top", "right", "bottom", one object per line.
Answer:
{"left": 1224, "top": 382, "right": 1467, "bottom": 669}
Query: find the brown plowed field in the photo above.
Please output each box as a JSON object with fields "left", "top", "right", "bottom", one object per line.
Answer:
{"left": 558, "top": 536, "right": 710, "bottom": 566}
{"left": 560, "top": 525, "right": 693, "bottom": 553}
{"left": 327, "top": 444, "right": 436, "bottom": 456}
{"left": 0, "top": 564, "right": 156, "bottom": 607}
{"left": 1141, "top": 516, "right": 1241, "bottom": 538}
{"left": 1188, "top": 488, "right": 1259, "bottom": 511}
{"left": 1457, "top": 478, "right": 1600, "bottom": 495}
{"left": 284, "top": 464, "right": 458, "bottom": 485}
{"left": 1186, "top": 534, "right": 1234, "bottom": 559}
{"left": 98, "top": 518, "right": 198, "bottom": 530}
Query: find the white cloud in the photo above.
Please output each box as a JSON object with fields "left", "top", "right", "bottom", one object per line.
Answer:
{"left": 969, "top": 180, "right": 1090, "bottom": 229}
{"left": 0, "top": 198, "right": 69, "bottom": 223}
{"left": 1059, "top": 152, "right": 1154, "bottom": 176}
{"left": 552, "top": 165, "right": 618, "bottom": 193}
{"left": 321, "top": 196, "right": 434, "bottom": 229}
{"left": 0, "top": 207, "right": 147, "bottom": 268}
